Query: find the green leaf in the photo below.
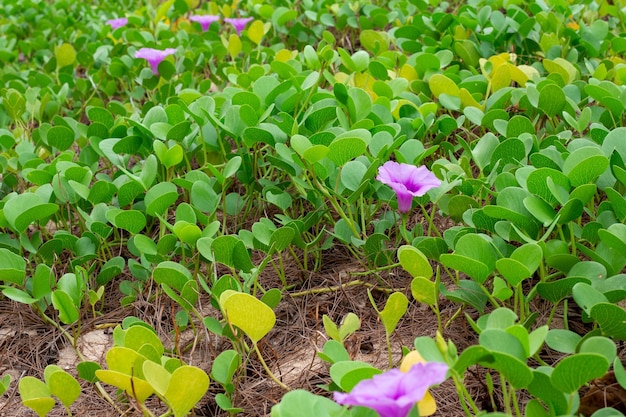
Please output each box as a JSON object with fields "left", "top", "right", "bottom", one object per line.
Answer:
{"left": 270, "top": 390, "right": 346, "bottom": 417}
{"left": 562, "top": 147, "right": 609, "bottom": 187}
{"left": 545, "top": 329, "right": 581, "bottom": 354}
{"left": 411, "top": 276, "right": 437, "bottom": 305}
{"left": 440, "top": 280, "right": 488, "bottom": 313}
{"left": 4, "top": 88, "right": 26, "bottom": 121}
{"left": 123, "top": 326, "right": 164, "bottom": 358}
{"left": 318, "top": 340, "right": 351, "bottom": 365}
{"left": 210, "top": 235, "right": 254, "bottom": 272}
{"left": 440, "top": 234, "right": 497, "bottom": 284}
{"left": 376, "top": 292, "right": 408, "bottom": 336}
{"left": 19, "top": 377, "right": 54, "bottom": 417}
{"left": 220, "top": 290, "right": 276, "bottom": 343}
{"left": 44, "top": 366, "right": 81, "bottom": 407}
{"left": 551, "top": 353, "right": 609, "bottom": 393}
{"left": 496, "top": 243, "right": 542, "bottom": 286}
{"left": 537, "top": 277, "right": 589, "bottom": 303}
{"left": 106, "top": 209, "right": 146, "bottom": 234}
{"left": 338, "top": 313, "right": 360, "bottom": 342}
{"left": 77, "top": 361, "right": 101, "bottom": 383}
{"left": 0, "top": 374, "right": 11, "bottom": 396}
{"left": 590, "top": 302, "right": 626, "bottom": 340}
{"left": 153, "top": 141, "right": 184, "bottom": 168}
{"left": 51, "top": 290, "right": 79, "bottom": 324}
{"left": 153, "top": 261, "right": 192, "bottom": 292}
{"left": 3, "top": 193, "right": 59, "bottom": 234}
{"left": 329, "top": 361, "right": 381, "bottom": 392}
{"left": 0, "top": 248, "right": 26, "bottom": 285}
{"left": 579, "top": 336, "right": 616, "bottom": 365}
{"left": 537, "top": 84, "right": 565, "bottom": 118}
{"left": 191, "top": 181, "right": 220, "bottom": 213}
{"left": 341, "top": 160, "right": 368, "bottom": 191}
{"left": 614, "top": 357, "right": 626, "bottom": 390}
{"left": 2, "top": 287, "right": 37, "bottom": 304}
{"left": 322, "top": 315, "right": 341, "bottom": 342}
{"left": 96, "top": 256, "right": 125, "bottom": 285}
{"left": 211, "top": 349, "right": 240, "bottom": 386}
{"left": 398, "top": 245, "right": 433, "bottom": 278}
{"left": 47, "top": 125, "right": 75, "bottom": 151}
{"left": 485, "top": 351, "right": 533, "bottom": 389}
{"left": 145, "top": 182, "right": 178, "bottom": 217}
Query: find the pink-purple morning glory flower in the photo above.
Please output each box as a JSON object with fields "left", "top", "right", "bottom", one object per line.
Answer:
{"left": 333, "top": 362, "right": 448, "bottom": 417}
{"left": 377, "top": 161, "right": 441, "bottom": 213}
{"left": 189, "top": 14, "right": 220, "bottom": 31}
{"left": 134, "top": 47, "right": 176, "bottom": 74}
{"left": 224, "top": 17, "right": 253, "bottom": 35}
{"left": 106, "top": 17, "right": 128, "bottom": 29}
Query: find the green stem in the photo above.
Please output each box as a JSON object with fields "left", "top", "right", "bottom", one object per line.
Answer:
{"left": 480, "top": 284, "right": 502, "bottom": 309}
{"left": 400, "top": 214, "right": 412, "bottom": 244}
{"left": 349, "top": 262, "right": 401, "bottom": 275}
{"left": 451, "top": 373, "right": 480, "bottom": 416}
{"left": 385, "top": 331, "right": 393, "bottom": 368}
{"left": 511, "top": 387, "right": 522, "bottom": 417}
{"left": 253, "top": 342, "right": 289, "bottom": 391}
{"left": 421, "top": 204, "right": 441, "bottom": 238}
{"left": 289, "top": 280, "right": 402, "bottom": 297}
{"left": 500, "top": 373, "right": 512, "bottom": 416}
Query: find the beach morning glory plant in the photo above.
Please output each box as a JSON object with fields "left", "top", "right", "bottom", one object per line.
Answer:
{"left": 224, "top": 17, "right": 253, "bottom": 35}
{"left": 377, "top": 162, "right": 441, "bottom": 213}
{"left": 334, "top": 361, "right": 448, "bottom": 417}
{"left": 189, "top": 14, "right": 220, "bottom": 31}
{"left": 106, "top": 17, "right": 128, "bottom": 29}
{"left": 135, "top": 47, "right": 176, "bottom": 74}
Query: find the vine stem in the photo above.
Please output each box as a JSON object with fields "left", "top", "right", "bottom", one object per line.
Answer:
{"left": 253, "top": 342, "right": 289, "bottom": 391}
{"left": 288, "top": 280, "right": 404, "bottom": 297}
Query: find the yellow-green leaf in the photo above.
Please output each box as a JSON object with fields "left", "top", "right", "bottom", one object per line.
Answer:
{"left": 247, "top": 20, "right": 265, "bottom": 45}
{"left": 428, "top": 74, "right": 459, "bottom": 98}
{"left": 491, "top": 64, "right": 512, "bottom": 92}
{"left": 220, "top": 290, "right": 276, "bottom": 343}
{"left": 228, "top": 34, "right": 242, "bottom": 59}
{"left": 54, "top": 43, "right": 76, "bottom": 68}
{"left": 156, "top": 0, "right": 175, "bottom": 22}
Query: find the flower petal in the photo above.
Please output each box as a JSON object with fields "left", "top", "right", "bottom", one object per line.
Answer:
{"left": 189, "top": 15, "right": 220, "bottom": 31}
{"left": 334, "top": 363, "right": 447, "bottom": 417}
{"left": 135, "top": 48, "right": 176, "bottom": 74}
{"left": 377, "top": 161, "right": 440, "bottom": 212}
{"left": 106, "top": 17, "right": 128, "bottom": 29}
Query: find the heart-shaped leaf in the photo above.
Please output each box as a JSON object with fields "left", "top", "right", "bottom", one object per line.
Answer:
{"left": 220, "top": 290, "right": 276, "bottom": 343}
{"left": 551, "top": 353, "right": 609, "bottom": 393}
{"left": 164, "top": 366, "right": 210, "bottom": 417}
{"left": 398, "top": 245, "right": 433, "bottom": 278}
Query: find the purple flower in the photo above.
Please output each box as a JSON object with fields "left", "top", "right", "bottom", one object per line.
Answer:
{"left": 134, "top": 47, "right": 176, "bottom": 74}
{"left": 106, "top": 17, "right": 128, "bottom": 29}
{"left": 224, "top": 17, "right": 253, "bottom": 35}
{"left": 189, "top": 14, "right": 220, "bottom": 31}
{"left": 334, "top": 362, "right": 448, "bottom": 417}
{"left": 377, "top": 161, "right": 441, "bottom": 213}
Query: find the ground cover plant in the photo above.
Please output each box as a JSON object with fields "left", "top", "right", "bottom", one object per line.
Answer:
{"left": 1, "top": 0, "right": 626, "bottom": 415}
